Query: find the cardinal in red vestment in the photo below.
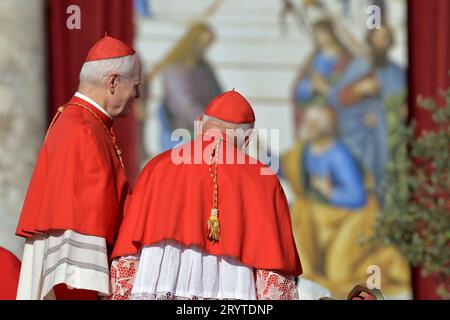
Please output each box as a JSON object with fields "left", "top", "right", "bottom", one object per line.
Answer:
{"left": 15, "top": 36, "right": 142, "bottom": 300}
{"left": 109, "top": 90, "right": 302, "bottom": 300}
{"left": 0, "top": 247, "right": 21, "bottom": 300}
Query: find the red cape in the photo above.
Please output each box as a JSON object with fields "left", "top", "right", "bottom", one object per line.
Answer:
{"left": 16, "top": 96, "right": 130, "bottom": 245}
{"left": 112, "top": 136, "right": 302, "bottom": 276}
{"left": 0, "top": 247, "right": 20, "bottom": 300}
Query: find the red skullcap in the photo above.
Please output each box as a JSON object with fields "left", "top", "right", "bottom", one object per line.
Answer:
{"left": 85, "top": 35, "right": 135, "bottom": 62}
{"left": 204, "top": 90, "right": 255, "bottom": 124}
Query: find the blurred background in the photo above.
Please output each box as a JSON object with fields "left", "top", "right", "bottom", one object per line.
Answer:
{"left": 0, "top": 0, "right": 448, "bottom": 299}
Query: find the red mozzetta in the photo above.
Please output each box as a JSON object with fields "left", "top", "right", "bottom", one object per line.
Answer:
{"left": 112, "top": 136, "right": 302, "bottom": 276}
{"left": 16, "top": 95, "right": 130, "bottom": 245}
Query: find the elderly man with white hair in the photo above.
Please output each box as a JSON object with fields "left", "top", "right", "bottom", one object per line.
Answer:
{"left": 15, "top": 36, "right": 141, "bottom": 300}
{"left": 109, "top": 90, "right": 302, "bottom": 300}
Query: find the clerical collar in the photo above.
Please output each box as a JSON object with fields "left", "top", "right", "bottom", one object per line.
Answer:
{"left": 75, "top": 92, "right": 112, "bottom": 120}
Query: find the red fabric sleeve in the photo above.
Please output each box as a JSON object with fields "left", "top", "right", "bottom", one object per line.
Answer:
{"left": 0, "top": 247, "right": 21, "bottom": 300}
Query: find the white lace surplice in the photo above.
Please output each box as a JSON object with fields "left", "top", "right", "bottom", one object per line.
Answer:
{"left": 110, "top": 239, "right": 299, "bottom": 300}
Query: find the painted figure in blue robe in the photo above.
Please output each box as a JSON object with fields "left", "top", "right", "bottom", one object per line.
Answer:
{"left": 280, "top": 105, "right": 411, "bottom": 298}
{"left": 134, "top": 0, "right": 152, "bottom": 18}
{"left": 298, "top": 106, "right": 367, "bottom": 210}
{"left": 291, "top": 19, "right": 352, "bottom": 134}
{"left": 328, "top": 26, "right": 406, "bottom": 195}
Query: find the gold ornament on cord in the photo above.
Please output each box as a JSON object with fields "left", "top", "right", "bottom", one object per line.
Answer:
{"left": 45, "top": 103, "right": 125, "bottom": 168}
{"left": 207, "top": 136, "right": 221, "bottom": 243}
{"left": 208, "top": 208, "right": 220, "bottom": 243}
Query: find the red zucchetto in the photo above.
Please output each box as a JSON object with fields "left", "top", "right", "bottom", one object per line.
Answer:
{"left": 204, "top": 90, "right": 255, "bottom": 124}
{"left": 85, "top": 35, "right": 135, "bottom": 62}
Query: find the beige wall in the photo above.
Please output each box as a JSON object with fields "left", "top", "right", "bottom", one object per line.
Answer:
{"left": 0, "top": 0, "right": 46, "bottom": 259}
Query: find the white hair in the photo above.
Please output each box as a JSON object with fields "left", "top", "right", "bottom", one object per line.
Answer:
{"left": 201, "top": 114, "right": 254, "bottom": 131}
{"left": 201, "top": 114, "right": 254, "bottom": 149}
{"left": 79, "top": 54, "right": 137, "bottom": 85}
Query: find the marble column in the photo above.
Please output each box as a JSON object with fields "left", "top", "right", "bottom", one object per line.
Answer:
{"left": 0, "top": 0, "right": 46, "bottom": 259}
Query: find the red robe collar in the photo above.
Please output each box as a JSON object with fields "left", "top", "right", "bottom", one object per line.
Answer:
{"left": 68, "top": 95, "right": 113, "bottom": 129}
{"left": 112, "top": 136, "right": 302, "bottom": 276}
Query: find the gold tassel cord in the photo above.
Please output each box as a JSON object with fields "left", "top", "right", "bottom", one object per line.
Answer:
{"left": 207, "top": 137, "right": 221, "bottom": 243}
{"left": 72, "top": 103, "right": 125, "bottom": 169}
{"left": 44, "top": 103, "right": 125, "bottom": 169}
{"left": 208, "top": 208, "right": 220, "bottom": 242}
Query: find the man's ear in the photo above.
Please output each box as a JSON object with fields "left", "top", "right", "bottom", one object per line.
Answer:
{"left": 243, "top": 135, "right": 250, "bottom": 149}
{"left": 107, "top": 74, "right": 120, "bottom": 94}
{"left": 243, "top": 128, "right": 255, "bottom": 149}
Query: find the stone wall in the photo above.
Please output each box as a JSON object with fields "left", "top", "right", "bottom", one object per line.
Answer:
{"left": 0, "top": 0, "right": 46, "bottom": 259}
